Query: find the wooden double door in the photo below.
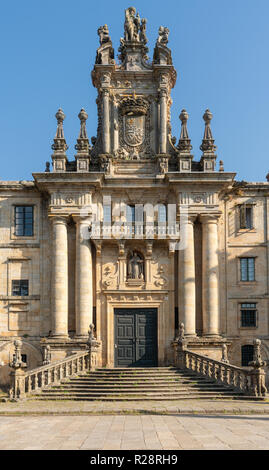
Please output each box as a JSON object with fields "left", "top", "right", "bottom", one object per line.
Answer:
{"left": 114, "top": 308, "right": 158, "bottom": 367}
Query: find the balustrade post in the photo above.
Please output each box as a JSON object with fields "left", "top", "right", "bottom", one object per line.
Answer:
{"left": 248, "top": 339, "right": 268, "bottom": 397}
{"left": 28, "top": 376, "right": 32, "bottom": 393}
{"left": 87, "top": 324, "right": 101, "bottom": 371}
{"left": 47, "top": 369, "right": 51, "bottom": 386}
{"left": 9, "top": 340, "right": 27, "bottom": 400}
{"left": 205, "top": 360, "right": 209, "bottom": 378}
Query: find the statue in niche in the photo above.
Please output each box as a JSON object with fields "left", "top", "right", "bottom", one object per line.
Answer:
{"left": 127, "top": 251, "right": 144, "bottom": 279}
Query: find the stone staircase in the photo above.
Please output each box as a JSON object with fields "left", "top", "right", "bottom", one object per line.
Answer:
{"left": 30, "top": 367, "right": 245, "bottom": 401}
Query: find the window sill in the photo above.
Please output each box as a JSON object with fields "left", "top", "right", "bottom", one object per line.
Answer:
{"left": 11, "top": 235, "right": 35, "bottom": 240}
{"left": 239, "top": 326, "right": 258, "bottom": 330}
{"left": 0, "top": 295, "right": 40, "bottom": 301}
{"left": 237, "top": 229, "right": 256, "bottom": 233}
{"left": 238, "top": 282, "right": 257, "bottom": 286}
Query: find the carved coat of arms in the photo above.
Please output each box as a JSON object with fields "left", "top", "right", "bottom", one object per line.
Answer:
{"left": 123, "top": 115, "right": 145, "bottom": 147}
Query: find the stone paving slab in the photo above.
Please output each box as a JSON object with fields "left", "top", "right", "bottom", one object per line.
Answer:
{"left": 1, "top": 414, "right": 269, "bottom": 450}
{"left": 0, "top": 399, "right": 268, "bottom": 415}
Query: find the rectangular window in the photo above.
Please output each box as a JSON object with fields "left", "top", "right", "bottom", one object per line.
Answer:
{"left": 240, "top": 257, "right": 255, "bottom": 281}
{"left": 126, "top": 205, "right": 135, "bottom": 223}
{"left": 158, "top": 205, "right": 167, "bottom": 223}
{"left": 21, "top": 354, "right": 27, "bottom": 364}
{"left": 240, "top": 204, "right": 253, "bottom": 229}
{"left": 241, "top": 345, "right": 254, "bottom": 367}
{"left": 241, "top": 303, "right": 257, "bottom": 327}
{"left": 15, "top": 206, "right": 34, "bottom": 236}
{"left": 103, "top": 205, "right": 111, "bottom": 223}
{"left": 12, "top": 280, "right": 29, "bottom": 296}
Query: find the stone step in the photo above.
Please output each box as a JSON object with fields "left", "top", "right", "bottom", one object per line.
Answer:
{"left": 32, "top": 392, "right": 243, "bottom": 401}
{"left": 27, "top": 367, "right": 244, "bottom": 402}
{"left": 51, "top": 383, "right": 231, "bottom": 391}
{"left": 93, "top": 368, "right": 180, "bottom": 370}
{"left": 78, "top": 372, "right": 202, "bottom": 379}
{"left": 37, "top": 388, "right": 241, "bottom": 397}
{"left": 69, "top": 376, "right": 216, "bottom": 383}
{"left": 48, "top": 386, "right": 233, "bottom": 394}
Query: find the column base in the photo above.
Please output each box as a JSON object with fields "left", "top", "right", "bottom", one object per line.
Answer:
{"left": 202, "top": 334, "right": 222, "bottom": 339}
{"left": 74, "top": 335, "right": 88, "bottom": 341}
{"left": 50, "top": 335, "right": 69, "bottom": 340}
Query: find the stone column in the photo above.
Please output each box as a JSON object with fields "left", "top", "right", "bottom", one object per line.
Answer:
{"left": 113, "top": 98, "right": 119, "bottom": 153}
{"left": 200, "top": 214, "right": 220, "bottom": 336}
{"left": 178, "top": 216, "right": 196, "bottom": 336}
{"left": 51, "top": 217, "right": 69, "bottom": 338}
{"left": 102, "top": 89, "right": 110, "bottom": 154}
{"left": 74, "top": 217, "right": 93, "bottom": 338}
{"left": 159, "top": 89, "right": 167, "bottom": 154}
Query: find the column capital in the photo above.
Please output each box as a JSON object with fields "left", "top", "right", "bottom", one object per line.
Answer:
{"left": 199, "top": 213, "right": 220, "bottom": 225}
{"left": 72, "top": 215, "right": 92, "bottom": 226}
{"left": 185, "top": 214, "right": 197, "bottom": 225}
{"left": 92, "top": 239, "right": 102, "bottom": 256}
{"left": 50, "top": 215, "right": 69, "bottom": 226}
{"left": 159, "top": 88, "right": 168, "bottom": 98}
{"left": 102, "top": 88, "right": 110, "bottom": 97}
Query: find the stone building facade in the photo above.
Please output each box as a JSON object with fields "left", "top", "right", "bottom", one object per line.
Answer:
{"left": 0, "top": 7, "right": 269, "bottom": 386}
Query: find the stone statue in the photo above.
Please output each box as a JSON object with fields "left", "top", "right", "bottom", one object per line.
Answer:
{"left": 221, "top": 343, "right": 229, "bottom": 364}
{"left": 157, "top": 26, "right": 170, "bottom": 46}
{"left": 97, "top": 24, "right": 111, "bottom": 45}
{"left": 88, "top": 323, "right": 96, "bottom": 344}
{"left": 95, "top": 24, "right": 114, "bottom": 65}
{"left": 124, "top": 7, "right": 141, "bottom": 42}
{"left": 128, "top": 251, "right": 144, "bottom": 279}
{"left": 139, "top": 18, "right": 147, "bottom": 44}
{"left": 178, "top": 323, "right": 185, "bottom": 340}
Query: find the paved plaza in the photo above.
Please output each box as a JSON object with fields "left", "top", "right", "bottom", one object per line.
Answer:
{"left": 0, "top": 398, "right": 269, "bottom": 415}
{"left": 0, "top": 414, "right": 269, "bottom": 450}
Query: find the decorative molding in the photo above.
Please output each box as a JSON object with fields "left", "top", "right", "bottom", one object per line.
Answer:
{"left": 50, "top": 192, "right": 92, "bottom": 207}
{"left": 179, "top": 192, "right": 217, "bottom": 206}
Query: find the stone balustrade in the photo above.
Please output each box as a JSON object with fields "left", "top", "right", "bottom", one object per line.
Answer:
{"left": 173, "top": 329, "right": 267, "bottom": 398}
{"left": 9, "top": 325, "right": 101, "bottom": 400}
{"left": 9, "top": 350, "right": 90, "bottom": 400}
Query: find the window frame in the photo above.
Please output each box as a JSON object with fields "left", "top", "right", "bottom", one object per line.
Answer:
{"left": 14, "top": 205, "right": 34, "bottom": 237}
{"left": 11, "top": 279, "right": 29, "bottom": 297}
{"left": 238, "top": 203, "right": 254, "bottom": 230}
{"left": 239, "top": 257, "right": 256, "bottom": 282}
{"left": 241, "top": 344, "right": 254, "bottom": 367}
{"left": 240, "top": 303, "right": 257, "bottom": 328}
{"left": 157, "top": 204, "right": 167, "bottom": 223}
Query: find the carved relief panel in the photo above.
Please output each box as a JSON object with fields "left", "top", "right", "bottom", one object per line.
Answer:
{"left": 99, "top": 242, "right": 170, "bottom": 292}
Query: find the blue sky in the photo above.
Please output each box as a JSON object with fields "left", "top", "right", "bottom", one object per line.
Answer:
{"left": 0, "top": 0, "right": 268, "bottom": 181}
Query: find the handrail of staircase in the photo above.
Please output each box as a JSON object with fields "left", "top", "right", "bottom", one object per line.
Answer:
{"left": 173, "top": 324, "right": 267, "bottom": 398}
{"left": 8, "top": 325, "right": 101, "bottom": 401}
{"left": 9, "top": 349, "right": 90, "bottom": 400}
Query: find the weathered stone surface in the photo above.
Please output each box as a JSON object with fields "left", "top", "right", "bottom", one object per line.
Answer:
{"left": 0, "top": 7, "right": 268, "bottom": 388}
